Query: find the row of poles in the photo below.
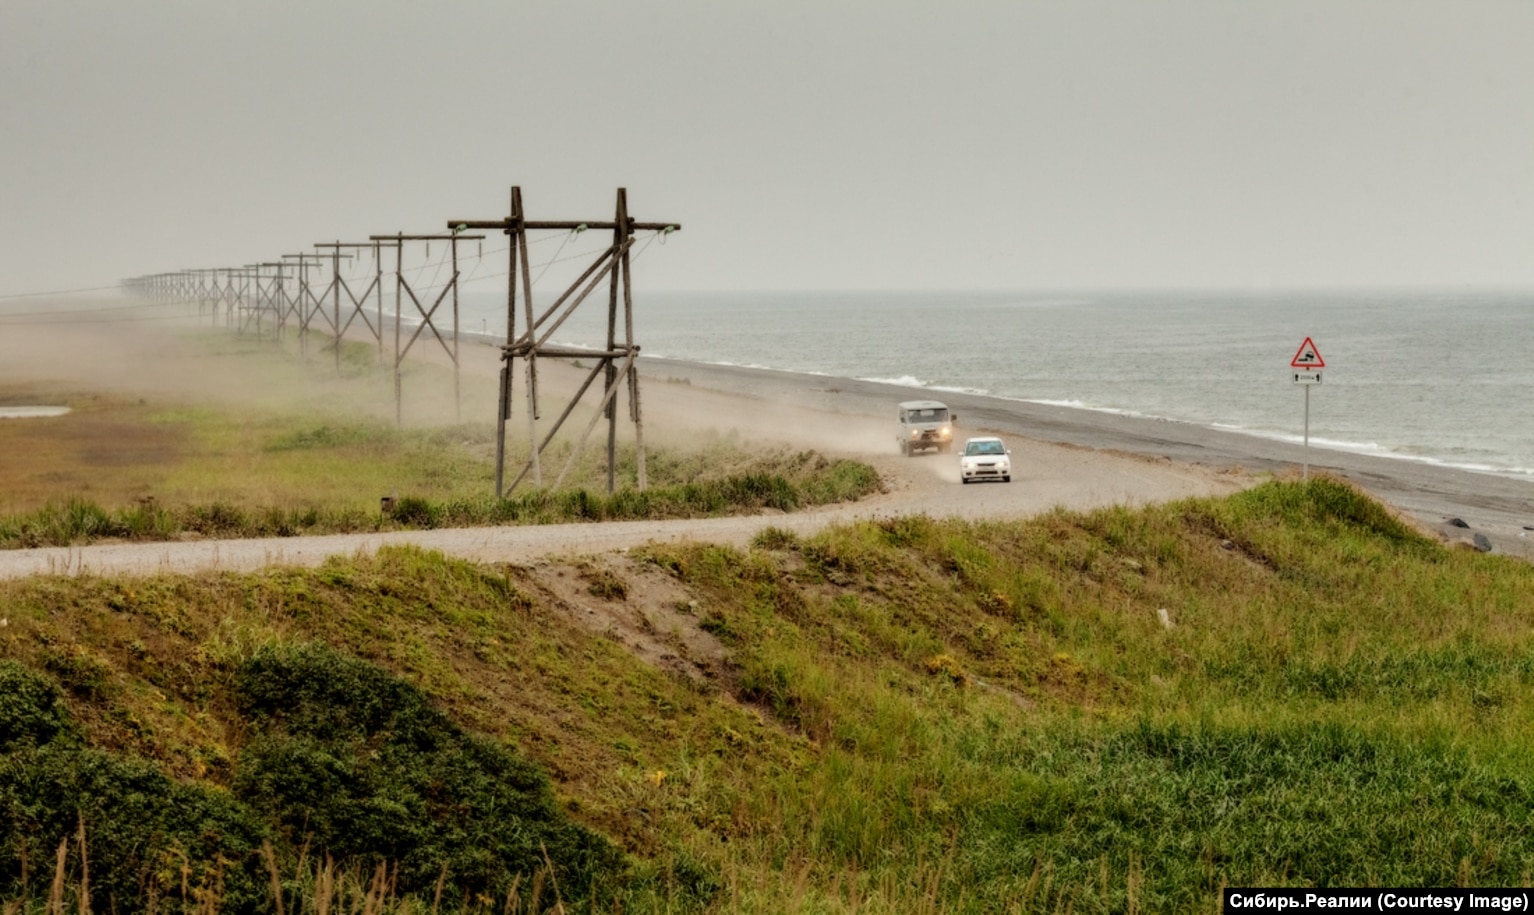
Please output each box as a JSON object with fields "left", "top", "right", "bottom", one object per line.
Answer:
{"left": 123, "top": 187, "right": 680, "bottom": 497}
{"left": 122, "top": 231, "right": 482, "bottom": 426}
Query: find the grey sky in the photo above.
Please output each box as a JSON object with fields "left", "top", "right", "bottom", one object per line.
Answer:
{"left": 2, "top": 0, "right": 1530, "bottom": 294}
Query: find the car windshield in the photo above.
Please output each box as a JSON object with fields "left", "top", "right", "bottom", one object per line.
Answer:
{"left": 908, "top": 409, "right": 948, "bottom": 423}
{"left": 965, "top": 441, "right": 1005, "bottom": 456}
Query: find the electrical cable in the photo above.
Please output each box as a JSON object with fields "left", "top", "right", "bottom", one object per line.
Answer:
{"left": 0, "top": 299, "right": 185, "bottom": 318}
{"left": 0, "top": 311, "right": 206, "bottom": 326}
{"left": 528, "top": 228, "right": 578, "bottom": 291}
{"left": 117, "top": 221, "right": 674, "bottom": 317}
{"left": 0, "top": 284, "right": 123, "bottom": 301}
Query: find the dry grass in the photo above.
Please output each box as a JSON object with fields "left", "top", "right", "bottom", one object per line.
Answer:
{"left": 23, "top": 827, "right": 571, "bottom": 915}
{"left": 0, "top": 389, "right": 185, "bottom": 513}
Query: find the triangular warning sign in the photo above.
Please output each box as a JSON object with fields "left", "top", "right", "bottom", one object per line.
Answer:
{"left": 1291, "top": 337, "right": 1324, "bottom": 368}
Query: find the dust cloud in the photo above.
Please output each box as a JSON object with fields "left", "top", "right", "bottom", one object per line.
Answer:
{"left": 0, "top": 296, "right": 483, "bottom": 428}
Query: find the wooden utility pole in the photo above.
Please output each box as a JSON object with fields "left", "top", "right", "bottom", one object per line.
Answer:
{"left": 313, "top": 242, "right": 388, "bottom": 367}
{"left": 447, "top": 186, "right": 679, "bottom": 497}
{"left": 232, "top": 265, "right": 258, "bottom": 336}
{"left": 367, "top": 232, "right": 483, "bottom": 425}
{"left": 237, "top": 263, "right": 288, "bottom": 340}
{"left": 209, "top": 268, "right": 236, "bottom": 327}
{"left": 281, "top": 254, "right": 327, "bottom": 356}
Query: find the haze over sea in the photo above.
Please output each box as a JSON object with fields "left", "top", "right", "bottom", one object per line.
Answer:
{"left": 458, "top": 288, "right": 1534, "bottom": 481}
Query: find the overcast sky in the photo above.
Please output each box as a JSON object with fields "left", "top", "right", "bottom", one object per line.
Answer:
{"left": 2, "top": 0, "right": 1530, "bottom": 295}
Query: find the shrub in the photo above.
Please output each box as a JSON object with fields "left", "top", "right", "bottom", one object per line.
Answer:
{"left": 750, "top": 526, "right": 801, "bottom": 551}
{"left": 182, "top": 501, "right": 247, "bottom": 536}
{"left": 0, "top": 662, "right": 74, "bottom": 751}
{"left": 233, "top": 644, "right": 625, "bottom": 906}
{"left": 388, "top": 495, "right": 438, "bottom": 528}
{"left": 0, "top": 665, "right": 267, "bottom": 913}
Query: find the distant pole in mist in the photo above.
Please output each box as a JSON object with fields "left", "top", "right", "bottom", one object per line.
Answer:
{"left": 369, "top": 231, "right": 483, "bottom": 428}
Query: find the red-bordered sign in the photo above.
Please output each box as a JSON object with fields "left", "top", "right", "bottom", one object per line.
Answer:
{"left": 1290, "top": 337, "right": 1324, "bottom": 368}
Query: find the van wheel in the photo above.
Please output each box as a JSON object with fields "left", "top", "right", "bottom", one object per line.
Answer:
{"left": 899, "top": 440, "right": 909, "bottom": 456}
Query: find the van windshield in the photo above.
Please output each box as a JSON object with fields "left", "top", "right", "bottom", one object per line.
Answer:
{"left": 907, "top": 409, "right": 948, "bottom": 423}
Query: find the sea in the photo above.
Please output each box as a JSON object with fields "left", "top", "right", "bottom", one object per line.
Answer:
{"left": 448, "top": 287, "right": 1533, "bottom": 481}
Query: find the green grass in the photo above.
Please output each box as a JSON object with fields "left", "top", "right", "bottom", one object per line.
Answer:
{"left": 0, "top": 449, "right": 878, "bottom": 547}
{"left": 630, "top": 478, "right": 1534, "bottom": 909}
{"left": 0, "top": 434, "right": 879, "bottom": 549}
{"left": 5, "top": 479, "right": 1534, "bottom": 912}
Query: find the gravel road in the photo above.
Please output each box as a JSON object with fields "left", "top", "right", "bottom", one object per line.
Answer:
{"left": 0, "top": 435, "right": 1246, "bottom": 579}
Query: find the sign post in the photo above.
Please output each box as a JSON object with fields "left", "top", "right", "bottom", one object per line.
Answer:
{"left": 1290, "top": 337, "right": 1324, "bottom": 480}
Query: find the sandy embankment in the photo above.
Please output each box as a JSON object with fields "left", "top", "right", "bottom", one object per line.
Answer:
{"left": 0, "top": 310, "right": 1529, "bottom": 579}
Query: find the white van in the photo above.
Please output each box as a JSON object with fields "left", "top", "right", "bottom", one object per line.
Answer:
{"left": 896, "top": 400, "right": 955, "bottom": 455}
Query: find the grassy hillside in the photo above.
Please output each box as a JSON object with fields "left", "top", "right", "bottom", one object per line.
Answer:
{"left": 4, "top": 479, "right": 1534, "bottom": 913}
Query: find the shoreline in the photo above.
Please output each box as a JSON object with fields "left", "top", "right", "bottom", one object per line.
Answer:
{"left": 651, "top": 354, "right": 1534, "bottom": 483}
{"left": 634, "top": 352, "right": 1534, "bottom": 561}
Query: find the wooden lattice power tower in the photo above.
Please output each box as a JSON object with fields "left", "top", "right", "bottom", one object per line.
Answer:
{"left": 449, "top": 187, "right": 679, "bottom": 497}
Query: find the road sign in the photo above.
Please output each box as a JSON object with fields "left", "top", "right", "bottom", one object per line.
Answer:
{"left": 1291, "top": 337, "right": 1324, "bottom": 368}
{"left": 1289, "top": 337, "right": 1325, "bottom": 481}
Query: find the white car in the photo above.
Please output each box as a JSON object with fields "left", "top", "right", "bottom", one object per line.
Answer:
{"left": 959, "top": 437, "right": 1011, "bottom": 484}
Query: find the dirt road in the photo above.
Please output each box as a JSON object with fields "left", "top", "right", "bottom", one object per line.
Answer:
{"left": 0, "top": 429, "right": 1246, "bottom": 579}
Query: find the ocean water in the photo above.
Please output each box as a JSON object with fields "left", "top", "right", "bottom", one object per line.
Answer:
{"left": 452, "top": 288, "right": 1534, "bottom": 480}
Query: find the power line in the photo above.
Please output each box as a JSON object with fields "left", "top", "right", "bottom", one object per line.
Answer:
{"left": 0, "top": 311, "right": 198, "bottom": 327}
{"left": 0, "top": 284, "right": 122, "bottom": 301}
{"left": 0, "top": 299, "right": 183, "bottom": 318}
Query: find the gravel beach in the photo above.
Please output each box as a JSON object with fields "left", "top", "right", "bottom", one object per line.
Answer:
{"left": 647, "top": 355, "right": 1534, "bottom": 561}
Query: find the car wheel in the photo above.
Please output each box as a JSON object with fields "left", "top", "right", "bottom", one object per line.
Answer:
{"left": 961, "top": 477, "right": 971, "bottom": 485}
{"left": 1003, "top": 475, "right": 1011, "bottom": 483}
